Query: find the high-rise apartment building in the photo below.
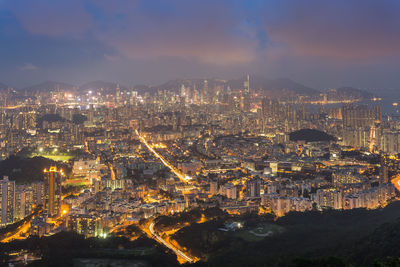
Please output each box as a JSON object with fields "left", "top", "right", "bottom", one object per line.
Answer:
{"left": 0, "top": 176, "right": 15, "bottom": 225}
{"left": 44, "top": 166, "right": 62, "bottom": 217}
{"left": 342, "top": 104, "right": 381, "bottom": 128}
{"left": 246, "top": 178, "right": 261, "bottom": 198}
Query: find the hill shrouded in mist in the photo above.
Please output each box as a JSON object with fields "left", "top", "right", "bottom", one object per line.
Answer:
{"left": 331, "top": 87, "right": 375, "bottom": 100}
{"left": 22, "top": 81, "right": 75, "bottom": 92}
{"left": 0, "top": 82, "right": 8, "bottom": 90}
{"left": 227, "top": 76, "right": 320, "bottom": 96}
{"left": 1, "top": 75, "right": 377, "bottom": 100}
{"left": 79, "top": 81, "right": 128, "bottom": 92}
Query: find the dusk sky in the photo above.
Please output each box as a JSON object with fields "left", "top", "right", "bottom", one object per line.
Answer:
{"left": 1, "top": 0, "right": 400, "bottom": 90}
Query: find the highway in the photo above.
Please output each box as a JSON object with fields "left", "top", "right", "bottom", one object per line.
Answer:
{"left": 135, "top": 130, "right": 191, "bottom": 183}
{"left": 149, "top": 222, "right": 194, "bottom": 263}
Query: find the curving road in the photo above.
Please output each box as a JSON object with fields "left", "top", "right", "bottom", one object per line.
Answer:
{"left": 1, "top": 219, "right": 32, "bottom": 243}
{"left": 149, "top": 222, "right": 194, "bottom": 263}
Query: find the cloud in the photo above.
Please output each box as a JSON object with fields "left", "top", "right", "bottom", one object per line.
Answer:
{"left": 19, "top": 63, "right": 38, "bottom": 71}
{"left": 8, "top": 0, "right": 400, "bottom": 65}
{"left": 2, "top": 0, "right": 400, "bottom": 89}
{"left": 90, "top": 1, "right": 259, "bottom": 65}
{"left": 263, "top": 0, "right": 400, "bottom": 60}
{"left": 5, "top": 0, "right": 258, "bottom": 65}
{"left": 5, "top": 0, "right": 93, "bottom": 37}
{"left": 104, "top": 54, "right": 120, "bottom": 62}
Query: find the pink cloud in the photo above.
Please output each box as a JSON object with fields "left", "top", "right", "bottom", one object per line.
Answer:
{"left": 19, "top": 62, "right": 38, "bottom": 71}
{"left": 7, "top": 0, "right": 93, "bottom": 37}
{"left": 264, "top": 0, "right": 400, "bottom": 60}
{"left": 6, "top": 0, "right": 258, "bottom": 65}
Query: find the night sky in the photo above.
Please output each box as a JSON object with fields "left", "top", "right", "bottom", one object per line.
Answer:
{"left": 1, "top": 0, "right": 400, "bottom": 90}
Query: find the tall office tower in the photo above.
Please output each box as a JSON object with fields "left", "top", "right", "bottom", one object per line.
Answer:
{"left": 193, "top": 88, "right": 199, "bottom": 104}
{"left": 244, "top": 74, "right": 250, "bottom": 93}
{"left": 203, "top": 79, "right": 210, "bottom": 103}
{"left": 44, "top": 167, "right": 62, "bottom": 217}
{"left": 180, "top": 84, "right": 186, "bottom": 98}
{"left": 115, "top": 83, "right": 121, "bottom": 106}
{"left": 241, "top": 93, "right": 251, "bottom": 112}
{"left": 88, "top": 104, "right": 94, "bottom": 123}
{"left": 0, "top": 176, "right": 15, "bottom": 225}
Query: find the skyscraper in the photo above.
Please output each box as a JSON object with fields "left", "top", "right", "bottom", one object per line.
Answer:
{"left": 244, "top": 74, "right": 250, "bottom": 93}
{"left": 44, "top": 167, "right": 62, "bottom": 217}
{"left": 115, "top": 83, "right": 121, "bottom": 106}
{"left": 0, "top": 176, "right": 15, "bottom": 225}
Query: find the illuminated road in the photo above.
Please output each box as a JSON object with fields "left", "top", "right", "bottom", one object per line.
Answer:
{"left": 136, "top": 130, "right": 191, "bottom": 183}
{"left": 1, "top": 219, "right": 32, "bottom": 243}
{"left": 149, "top": 222, "right": 194, "bottom": 263}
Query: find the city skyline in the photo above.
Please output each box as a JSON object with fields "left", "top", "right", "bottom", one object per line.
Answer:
{"left": 2, "top": 1, "right": 400, "bottom": 266}
{"left": 0, "top": 0, "right": 400, "bottom": 90}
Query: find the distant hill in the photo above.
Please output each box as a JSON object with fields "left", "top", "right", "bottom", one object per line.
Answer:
{"left": 133, "top": 84, "right": 154, "bottom": 94}
{"left": 289, "top": 129, "right": 336, "bottom": 142}
{"left": 79, "top": 81, "right": 128, "bottom": 93}
{"left": 329, "top": 87, "right": 375, "bottom": 100}
{"left": 349, "top": 216, "right": 400, "bottom": 265}
{"left": 0, "top": 82, "right": 9, "bottom": 91}
{"left": 10, "top": 76, "right": 378, "bottom": 100}
{"left": 227, "top": 76, "right": 320, "bottom": 97}
{"left": 325, "top": 87, "right": 375, "bottom": 101}
{"left": 133, "top": 78, "right": 226, "bottom": 95}
{"left": 22, "top": 81, "right": 75, "bottom": 92}
{"left": 134, "top": 76, "right": 319, "bottom": 97}
{"left": 154, "top": 78, "right": 226, "bottom": 91}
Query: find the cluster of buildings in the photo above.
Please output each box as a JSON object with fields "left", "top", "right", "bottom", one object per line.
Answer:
{"left": 0, "top": 167, "right": 63, "bottom": 227}
{"left": 0, "top": 78, "right": 399, "bottom": 240}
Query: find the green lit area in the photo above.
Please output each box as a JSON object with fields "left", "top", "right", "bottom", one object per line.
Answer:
{"left": 31, "top": 154, "right": 73, "bottom": 162}
{"left": 18, "top": 147, "right": 77, "bottom": 162}
{"left": 235, "top": 223, "right": 285, "bottom": 242}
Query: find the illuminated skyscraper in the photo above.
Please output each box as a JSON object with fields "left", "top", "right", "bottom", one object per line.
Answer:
{"left": 244, "top": 74, "right": 250, "bottom": 93}
{"left": 0, "top": 176, "right": 15, "bottom": 225}
{"left": 115, "top": 83, "right": 121, "bottom": 106}
{"left": 44, "top": 167, "right": 62, "bottom": 217}
{"left": 203, "top": 79, "right": 210, "bottom": 103}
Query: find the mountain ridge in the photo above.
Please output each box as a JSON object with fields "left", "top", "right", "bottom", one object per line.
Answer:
{"left": 22, "top": 81, "right": 75, "bottom": 92}
{"left": 2, "top": 76, "right": 377, "bottom": 100}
